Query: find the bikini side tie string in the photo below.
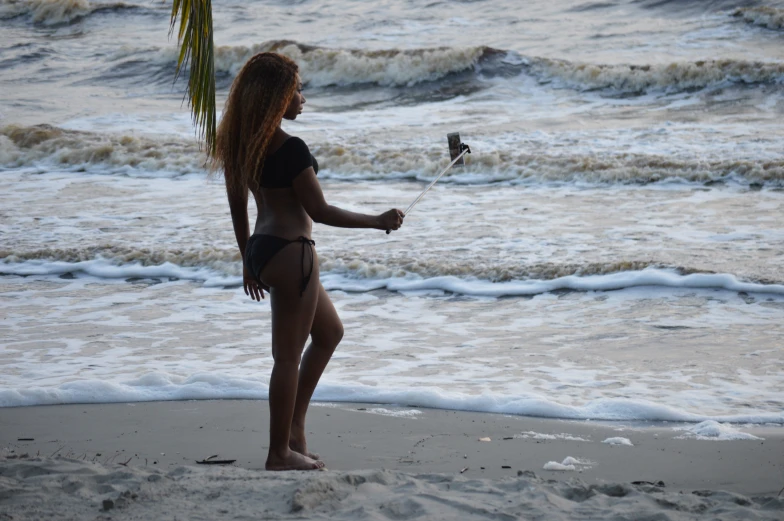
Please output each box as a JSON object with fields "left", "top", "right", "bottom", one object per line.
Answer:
{"left": 297, "top": 236, "right": 316, "bottom": 297}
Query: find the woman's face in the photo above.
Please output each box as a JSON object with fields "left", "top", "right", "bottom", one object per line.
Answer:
{"left": 283, "top": 75, "right": 305, "bottom": 120}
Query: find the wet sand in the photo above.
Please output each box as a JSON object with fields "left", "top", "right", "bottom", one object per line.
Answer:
{"left": 1, "top": 400, "right": 781, "bottom": 496}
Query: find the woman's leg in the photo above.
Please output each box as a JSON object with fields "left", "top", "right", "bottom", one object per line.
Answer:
{"left": 290, "top": 284, "right": 343, "bottom": 458}
{"left": 261, "top": 244, "right": 324, "bottom": 471}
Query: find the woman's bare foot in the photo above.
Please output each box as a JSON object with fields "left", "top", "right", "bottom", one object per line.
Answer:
{"left": 290, "top": 425, "right": 320, "bottom": 460}
{"left": 289, "top": 439, "right": 320, "bottom": 461}
{"left": 265, "top": 449, "right": 324, "bottom": 471}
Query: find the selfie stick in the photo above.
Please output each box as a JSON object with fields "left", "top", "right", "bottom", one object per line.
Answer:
{"left": 386, "top": 142, "right": 471, "bottom": 234}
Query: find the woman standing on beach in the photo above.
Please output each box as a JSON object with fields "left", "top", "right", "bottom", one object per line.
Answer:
{"left": 214, "top": 53, "right": 404, "bottom": 471}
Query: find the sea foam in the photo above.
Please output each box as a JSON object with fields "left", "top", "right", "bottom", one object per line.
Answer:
{"left": 320, "top": 270, "right": 784, "bottom": 298}
{"left": 2, "top": 371, "right": 783, "bottom": 425}
{"left": 3, "top": 258, "right": 784, "bottom": 297}
{"left": 675, "top": 420, "right": 764, "bottom": 441}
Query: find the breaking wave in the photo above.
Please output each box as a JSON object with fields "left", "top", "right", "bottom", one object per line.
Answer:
{"left": 129, "top": 40, "right": 784, "bottom": 96}
{"left": 4, "top": 124, "right": 783, "bottom": 186}
{"left": 732, "top": 6, "right": 784, "bottom": 31}
{"left": 0, "top": 246, "right": 668, "bottom": 282}
{"left": 213, "top": 40, "right": 497, "bottom": 88}
{"left": 212, "top": 41, "right": 784, "bottom": 94}
{"left": 526, "top": 56, "right": 784, "bottom": 93}
{"left": 316, "top": 144, "right": 784, "bottom": 186}
{"left": 0, "top": 0, "right": 149, "bottom": 25}
{"left": 0, "top": 124, "right": 205, "bottom": 177}
{"left": 3, "top": 247, "right": 784, "bottom": 297}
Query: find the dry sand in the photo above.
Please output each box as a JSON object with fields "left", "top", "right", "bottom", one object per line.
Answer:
{"left": 1, "top": 400, "right": 783, "bottom": 520}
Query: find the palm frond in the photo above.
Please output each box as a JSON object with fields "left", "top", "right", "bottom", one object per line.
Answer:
{"left": 170, "top": 0, "right": 216, "bottom": 155}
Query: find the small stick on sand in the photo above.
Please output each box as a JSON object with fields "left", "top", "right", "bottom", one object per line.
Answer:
{"left": 118, "top": 456, "right": 134, "bottom": 467}
{"left": 50, "top": 445, "right": 65, "bottom": 457}
{"left": 197, "top": 455, "right": 236, "bottom": 465}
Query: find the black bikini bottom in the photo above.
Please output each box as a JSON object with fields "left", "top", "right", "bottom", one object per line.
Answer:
{"left": 245, "top": 234, "right": 316, "bottom": 296}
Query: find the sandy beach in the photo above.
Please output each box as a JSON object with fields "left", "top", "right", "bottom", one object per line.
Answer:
{"left": 1, "top": 400, "right": 782, "bottom": 519}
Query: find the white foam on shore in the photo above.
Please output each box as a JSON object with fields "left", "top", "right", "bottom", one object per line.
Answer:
{"left": 3, "top": 260, "right": 784, "bottom": 298}
{"left": 321, "top": 270, "right": 784, "bottom": 297}
{"left": 0, "top": 259, "right": 238, "bottom": 287}
{"left": 357, "top": 407, "right": 423, "bottom": 418}
{"left": 516, "top": 431, "right": 591, "bottom": 442}
{"left": 543, "top": 461, "right": 576, "bottom": 471}
{"left": 1, "top": 372, "right": 782, "bottom": 426}
{"left": 602, "top": 437, "right": 634, "bottom": 446}
{"left": 674, "top": 420, "right": 764, "bottom": 441}
{"left": 543, "top": 456, "right": 593, "bottom": 471}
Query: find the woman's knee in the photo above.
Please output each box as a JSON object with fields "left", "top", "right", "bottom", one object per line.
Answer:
{"left": 271, "top": 344, "right": 303, "bottom": 367}
{"left": 315, "top": 320, "right": 343, "bottom": 350}
{"left": 332, "top": 321, "right": 344, "bottom": 347}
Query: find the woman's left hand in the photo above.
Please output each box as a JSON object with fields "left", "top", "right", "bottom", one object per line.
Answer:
{"left": 243, "top": 266, "right": 268, "bottom": 301}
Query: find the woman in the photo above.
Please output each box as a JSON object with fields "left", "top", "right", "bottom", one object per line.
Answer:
{"left": 214, "top": 52, "right": 404, "bottom": 471}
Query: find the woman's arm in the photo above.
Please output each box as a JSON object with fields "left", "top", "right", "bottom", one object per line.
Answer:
{"left": 227, "top": 187, "right": 250, "bottom": 255}
{"left": 227, "top": 187, "right": 265, "bottom": 300}
{"left": 293, "top": 169, "right": 404, "bottom": 230}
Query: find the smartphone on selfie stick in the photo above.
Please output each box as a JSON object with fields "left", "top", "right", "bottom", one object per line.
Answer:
{"left": 386, "top": 132, "right": 470, "bottom": 234}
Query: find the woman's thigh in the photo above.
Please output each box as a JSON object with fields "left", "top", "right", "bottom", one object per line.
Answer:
{"left": 261, "top": 243, "right": 320, "bottom": 361}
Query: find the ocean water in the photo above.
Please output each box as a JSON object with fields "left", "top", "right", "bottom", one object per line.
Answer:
{"left": 1, "top": 0, "right": 783, "bottom": 425}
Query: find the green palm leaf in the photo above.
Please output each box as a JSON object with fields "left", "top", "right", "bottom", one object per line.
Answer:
{"left": 169, "top": 0, "right": 216, "bottom": 155}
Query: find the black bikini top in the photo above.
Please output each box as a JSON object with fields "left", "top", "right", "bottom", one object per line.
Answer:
{"left": 259, "top": 137, "right": 319, "bottom": 189}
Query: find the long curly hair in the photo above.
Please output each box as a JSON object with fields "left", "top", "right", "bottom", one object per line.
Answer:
{"left": 214, "top": 52, "right": 299, "bottom": 196}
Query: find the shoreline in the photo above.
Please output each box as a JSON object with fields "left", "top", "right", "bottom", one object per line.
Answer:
{"left": 2, "top": 400, "right": 781, "bottom": 497}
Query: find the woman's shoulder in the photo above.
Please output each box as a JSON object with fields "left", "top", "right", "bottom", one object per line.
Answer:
{"left": 283, "top": 135, "right": 309, "bottom": 150}
{"left": 270, "top": 135, "right": 307, "bottom": 157}
{"left": 268, "top": 135, "right": 308, "bottom": 155}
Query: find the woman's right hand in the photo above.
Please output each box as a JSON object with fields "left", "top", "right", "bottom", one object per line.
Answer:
{"left": 243, "top": 265, "right": 268, "bottom": 301}
{"left": 379, "top": 209, "right": 405, "bottom": 231}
